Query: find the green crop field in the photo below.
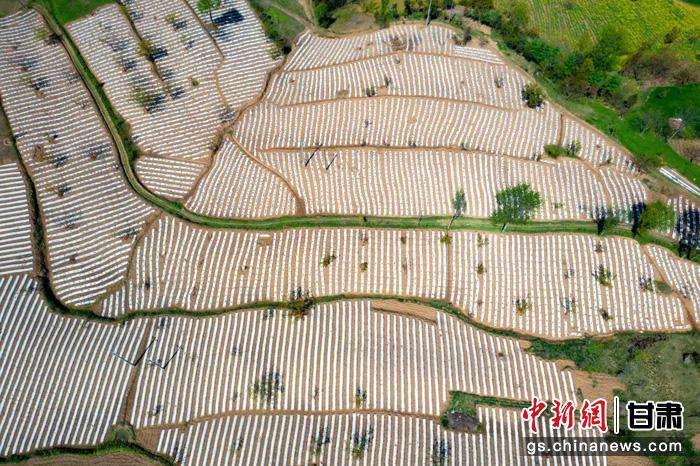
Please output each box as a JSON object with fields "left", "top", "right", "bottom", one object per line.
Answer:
{"left": 510, "top": 0, "right": 700, "bottom": 55}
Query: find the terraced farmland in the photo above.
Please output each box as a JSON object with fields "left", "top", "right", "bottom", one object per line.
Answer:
{"left": 100, "top": 219, "right": 693, "bottom": 340}
{"left": 68, "top": 0, "right": 280, "bottom": 200}
{"left": 0, "top": 10, "right": 155, "bottom": 307}
{"left": 150, "top": 409, "right": 606, "bottom": 465}
{"left": 0, "top": 162, "right": 34, "bottom": 276}
{"left": 128, "top": 301, "right": 576, "bottom": 429}
{"left": 0, "top": 4, "right": 697, "bottom": 466}
{"left": 187, "top": 23, "right": 648, "bottom": 220}
{"left": 0, "top": 274, "right": 147, "bottom": 457}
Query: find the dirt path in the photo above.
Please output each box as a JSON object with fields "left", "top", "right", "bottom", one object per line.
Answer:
{"left": 136, "top": 407, "right": 441, "bottom": 442}
{"left": 230, "top": 135, "right": 306, "bottom": 214}
{"left": 120, "top": 320, "right": 156, "bottom": 423}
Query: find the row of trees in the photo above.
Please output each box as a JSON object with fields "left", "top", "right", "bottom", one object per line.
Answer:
{"left": 448, "top": 186, "right": 698, "bottom": 259}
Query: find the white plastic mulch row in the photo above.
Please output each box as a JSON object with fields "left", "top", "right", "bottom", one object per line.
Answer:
{"left": 185, "top": 0, "right": 281, "bottom": 109}
{"left": 0, "top": 274, "right": 147, "bottom": 457}
{"left": 452, "top": 233, "right": 689, "bottom": 339}
{"left": 0, "top": 11, "right": 155, "bottom": 307}
{"left": 286, "top": 25, "right": 504, "bottom": 70}
{"left": 154, "top": 409, "right": 606, "bottom": 466}
{"left": 646, "top": 245, "right": 700, "bottom": 326}
{"left": 124, "top": 219, "right": 447, "bottom": 312}
{"left": 237, "top": 97, "right": 633, "bottom": 171}
{"left": 184, "top": 140, "right": 296, "bottom": 218}
{"left": 106, "top": 219, "right": 694, "bottom": 339}
{"left": 268, "top": 52, "right": 527, "bottom": 109}
{"left": 135, "top": 155, "right": 204, "bottom": 200}
{"left": 0, "top": 162, "right": 34, "bottom": 276}
{"left": 667, "top": 196, "right": 699, "bottom": 240}
{"left": 68, "top": 2, "right": 223, "bottom": 167}
{"left": 255, "top": 148, "right": 643, "bottom": 219}
{"left": 129, "top": 301, "right": 575, "bottom": 428}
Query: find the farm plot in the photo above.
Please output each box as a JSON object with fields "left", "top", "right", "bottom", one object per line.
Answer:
{"left": 646, "top": 246, "right": 700, "bottom": 327}
{"left": 69, "top": 0, "right": 280, "bottom": 201}
{"left": 235, "top": 97, "right": 634, "bottom": 173}
{"left": 522, "top": 0, "right": 700, "bottom": 52}
{"left": 257, "top": 148, "right": 644, "bottom": 219}
{"left": 0, "top": 11, "right": 155, "bottom": 307}
{"left": 183, "top": 23, "right": 645, "bottom": 220}
{"left": 668, "top": 196, "right": 699, "bottom": 241}
{"left": 123, "top": 218, "right": 447, "bottom": 313}
{"left": 129, "top": 300, "right": 575, "bottom": 428}
{"left": 0, "top": 274, "right": 148, "bottom": 457}
{"left": 286, "top": 26, "right": 505, "bottom": 70}
{"left": 110, "top": 220, "right": 690, "bottom": 339}
{"left": 152, "top": 409, "right": 605, "bottom": 466}
{"left": 184, "top": 140, "right": 297, "bottom": 218}
{"left": 134, "top": 155, "right": 203, "bottom": 201}
{"left": 267, "top": 52, "right": 528, "bottom": 109}
{"left": 451, "top": 233, "right": 689, "bottom": 339}
{"left": 68, "top": 2, "right": 220, "bottom": 196}
{"left": 0, "top": 162, "right": 34, "bottom": 276}
{"left": 184, "top": 0, "right": 282, "bottom": 109}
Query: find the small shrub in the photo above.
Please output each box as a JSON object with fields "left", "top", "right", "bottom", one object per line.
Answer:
{"left": 594, "top": 265, "right": 613, "bottom": 287}
{"left": 567, "top": 140, "right": 581, "bottom": 156}
{"left": 310, "top": 427, "right": 331, "bottom": 456}
{"left": 136, "top": 39, "right": 155, "bottom": 60}
{"left": 431, "top": 440, "right": 451, "bottom": 466}
{"left": 476, "top": 233, "right": 489, "bottom": 248}
{"left": 350, "top": 429, "right": 373, "bottom": 459}
{"left": 476, "top": 263, "right": 485, "bottom": 275}
{"left": 515, "top": 297, "right": 531, "bottom": 315}
{"left": 322, "top": 253, "right": 337, "bottom": 267}
{"left": 359, "top": 262, "right": 368, "bottom": 273}
{"left": 287, "top": 287, "right": 314, "bottom": 319}
{"left": 595, "top": 241, "right": 605, "bottom": 253}
{"left": 190, "top": 77, "right": 199, "bottom": 87}
{"left": 560, "top": 296, "right": 577, "bottom": 315}
{"left": 251, "top": 371, "right": 284, "bottom": 406}
{"left": 544, "top": 143, "right": 579, "bottom": 159}
{"left": 599, "top": 308, "right": 612, "bottom": 321}
{"left": 440, "top": 233, "right": 452, "bottom": 245}
{"left": 131, "top": 87, "right": 162, "bottom": 111}
{"left": 364, "top": 86, "right": 376, "bottom": 97}
{"left": 354, "top": 388, "right": 367, "bottom": 408}
{"left": 640, "top": 276, "right": 655, "bottom": 292}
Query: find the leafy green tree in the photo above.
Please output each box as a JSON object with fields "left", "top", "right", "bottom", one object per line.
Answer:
{"left": 521, "top": 83, "right": 544, "bottom": 108}
{"left": 197, "top": 0, "right": 221, "bottom": 24}
{"left": 490, "top": 183, "right": 541, "bottom": 230}
{"left": 449, "top": 189, "right": 466, "bottom": 228}
{"left": 637, "top": 201, "right": 675, "bottom": 236}
{"left": 592, "top": 208, "right": 619, "bottom": 235}
{"left": 590, "top": 25, "right": 631, "bottom": 72}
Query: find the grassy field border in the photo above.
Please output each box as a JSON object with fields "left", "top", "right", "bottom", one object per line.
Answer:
{"left": 0, "top": 442, "right": 173, "bottom": 465}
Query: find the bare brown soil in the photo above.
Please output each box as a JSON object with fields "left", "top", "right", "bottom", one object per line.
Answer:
{"left": 556, "top": 360, "right": 625, "bottom": 404}
{"left": 19, "top": 452, "right": 160, "bottom": 466}
{"left": 0, "top": 101, "right": 18, "bottom": 164}
{"left": 370, "top": 299, "right": 438, "bottom": 323}
{"left": 608, "top": 456, "right": 656, "bottom": 466}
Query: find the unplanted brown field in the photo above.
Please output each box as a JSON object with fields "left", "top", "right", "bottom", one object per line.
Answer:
{"left": 18, "top": 451, "right": 161, "bottom": 466}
